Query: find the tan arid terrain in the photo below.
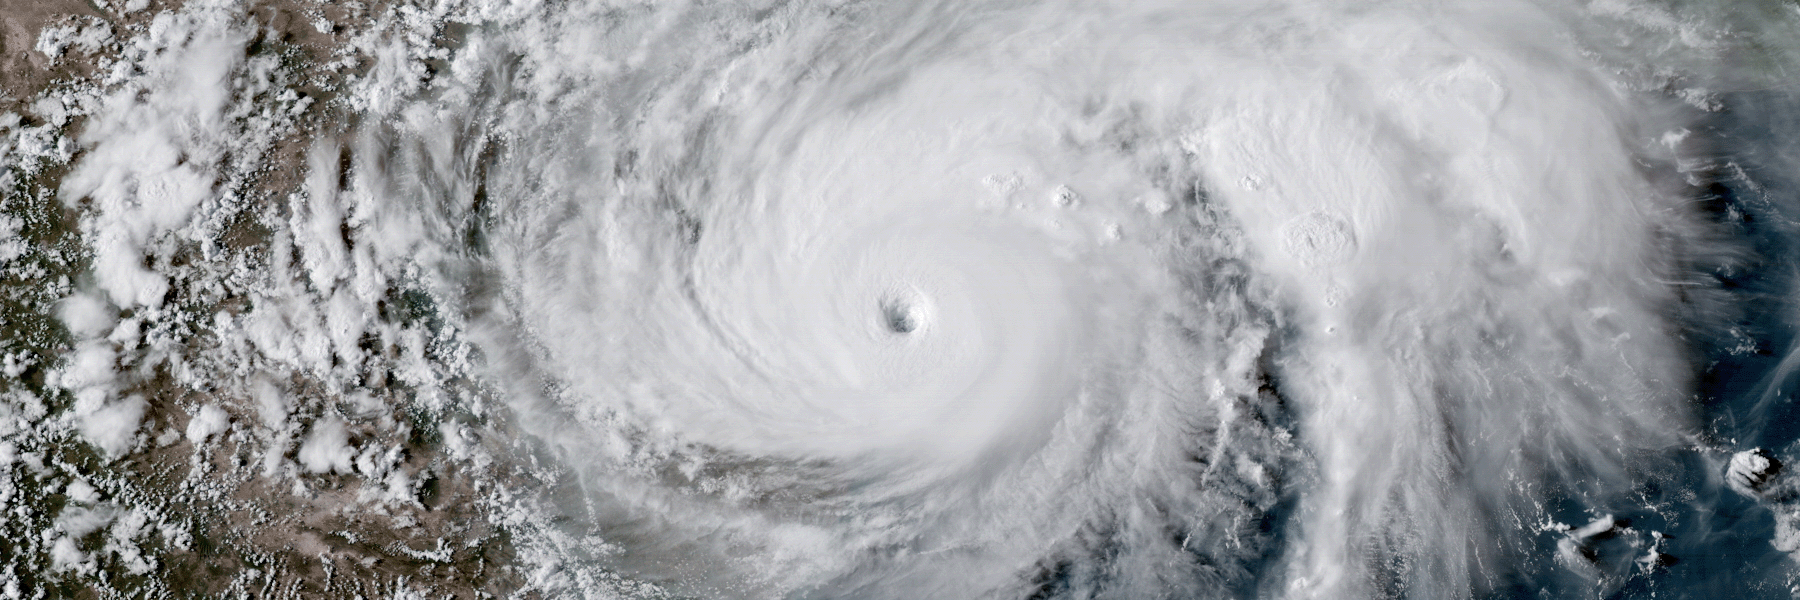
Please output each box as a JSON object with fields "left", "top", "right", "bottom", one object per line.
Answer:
{"left": 2, "top": 0, "right": 99, "bottom": 104}
{"left": 0, "top": 1, "right": 581, "bottom": 597}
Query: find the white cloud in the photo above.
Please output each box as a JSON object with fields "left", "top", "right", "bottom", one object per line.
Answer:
{"left": 58, "top": 295, "right": 116, "bottom": 339}
{"left": 297, "top": 418, "right": 355, "bottom": 475}
{"left": 58, "top": 9, "right": 247, "bottom": 311}
{"left": 65, "top": 479, "right": 100, "bottom": 504}
{"left": 78, "top": 395, "right": 147, "bottom": 459}
{"left": 49, "top": 536, "right": 89, "bottom": 573}
{"left": 184, "top": 404, "right": 229, "bottom": 444}
{"left": 252, "top": 378, "right": 288, "bottom": 429}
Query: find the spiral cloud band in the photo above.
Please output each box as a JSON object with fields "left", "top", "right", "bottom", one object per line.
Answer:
{"left": 12, "top": 0, "right": 1800, "bottom": 597}
{"left": 441, "top": 1, "right": 1751, "bottom": 597}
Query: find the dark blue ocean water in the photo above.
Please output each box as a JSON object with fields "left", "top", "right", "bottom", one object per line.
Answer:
{"left": 1554, "top": 88, "right": 1800, "bottom": 599}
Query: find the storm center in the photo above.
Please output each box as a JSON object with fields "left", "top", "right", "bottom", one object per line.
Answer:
{"left": 878, "top": 295, "right": 924, "bottom": 335}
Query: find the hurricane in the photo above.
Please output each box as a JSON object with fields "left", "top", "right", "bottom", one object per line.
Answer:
{"left": 5, "top": 0, "right": 1800, "bottom": 598}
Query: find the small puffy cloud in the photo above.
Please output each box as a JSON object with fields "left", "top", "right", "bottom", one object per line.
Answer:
{"left": 297, "top": 418, "right": 355, "bottom": 474}
{"left": 78, "top": 395, "right": 147, "bottom": 459}
{"left": 65, "top": 479, "right": 100, "bottom": 504}
{"left": 50, "top": 536, "right": 90, "bottom": 573}
{"left": 58, "top": 295, "right": 116, "bottom": 339}
{"left": 253, "top": 379, "right": 289, "bottom": 429}
{"left": 60, "top": 342, "right": 116, "bottom": 392}
{"left": 185, "top": 404, "right": 230, "bottom": 444}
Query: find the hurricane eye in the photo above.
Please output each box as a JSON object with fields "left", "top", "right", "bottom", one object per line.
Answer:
{"left": 880, "top": 298, "right": 918, "bottom": 334}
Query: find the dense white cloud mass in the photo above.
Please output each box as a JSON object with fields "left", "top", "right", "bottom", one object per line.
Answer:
{"left": 3, "top": 0, "right": 1800, "bottom": 598}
